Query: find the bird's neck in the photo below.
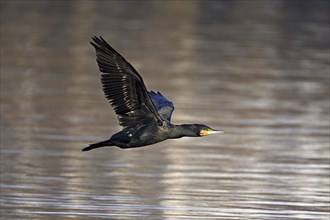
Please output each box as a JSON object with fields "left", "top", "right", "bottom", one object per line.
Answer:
{"left": 168, "top": 124, "right": 198, "bottom": 139}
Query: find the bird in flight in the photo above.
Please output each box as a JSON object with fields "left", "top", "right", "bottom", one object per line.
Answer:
{"left": 82, "top": 36, "right": 223, "bottom": 151}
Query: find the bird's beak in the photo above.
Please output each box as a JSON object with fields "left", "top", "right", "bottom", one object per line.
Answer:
{"left": 200, "top": 129, "right": 224, "bottom": 136}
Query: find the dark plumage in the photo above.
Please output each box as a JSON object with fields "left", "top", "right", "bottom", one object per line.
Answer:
{"left": 82, "top": 36, "right": 223, "bottom": 151}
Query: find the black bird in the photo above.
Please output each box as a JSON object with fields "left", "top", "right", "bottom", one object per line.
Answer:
{"left": 82, "top": 36, "right": 223, "bottom": 151}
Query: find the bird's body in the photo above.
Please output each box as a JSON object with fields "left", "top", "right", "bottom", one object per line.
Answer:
{"left": 82, "top": 36, "right": 223, "bottom": 151}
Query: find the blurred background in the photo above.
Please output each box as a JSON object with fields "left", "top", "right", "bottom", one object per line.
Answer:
{"left": 1, "top": 0, "right": 329, "bottom": 219}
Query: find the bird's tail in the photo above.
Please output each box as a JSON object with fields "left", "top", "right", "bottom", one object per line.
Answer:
{"left": 82, "top": 140, "right": 113, "bottom": 151}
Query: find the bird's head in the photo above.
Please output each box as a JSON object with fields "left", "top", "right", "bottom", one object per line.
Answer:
{"left": 191, "top": 124, "right": 224, "bottom": 137}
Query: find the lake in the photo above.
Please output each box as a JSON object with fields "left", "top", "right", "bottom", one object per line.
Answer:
{"left": 1, "top": 1, "right": 329, "bottom": 219}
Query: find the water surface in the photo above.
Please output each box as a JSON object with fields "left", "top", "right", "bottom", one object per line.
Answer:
{"left": 1, "top": 1, "right": 329, "bottom": 219}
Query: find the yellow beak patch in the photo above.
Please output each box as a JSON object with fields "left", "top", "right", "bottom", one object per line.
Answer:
{"left": 200, "top": 129, "right": 224, "bottom": 136}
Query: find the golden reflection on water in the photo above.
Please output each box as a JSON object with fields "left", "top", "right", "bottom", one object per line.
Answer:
{"left": 1, "top": 1, "right": 329, "bottom": 219}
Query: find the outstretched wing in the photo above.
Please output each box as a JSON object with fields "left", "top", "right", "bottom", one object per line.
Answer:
{"left": 148, "top": 91, "right": 174, "bottom": 122}
{"left": 90, "top": 36, "right": 164, "bottom": 128}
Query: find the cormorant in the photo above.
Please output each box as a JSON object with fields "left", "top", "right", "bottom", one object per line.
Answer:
{"left": 82, "top": 36, "right": 223, "bottom": 151}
